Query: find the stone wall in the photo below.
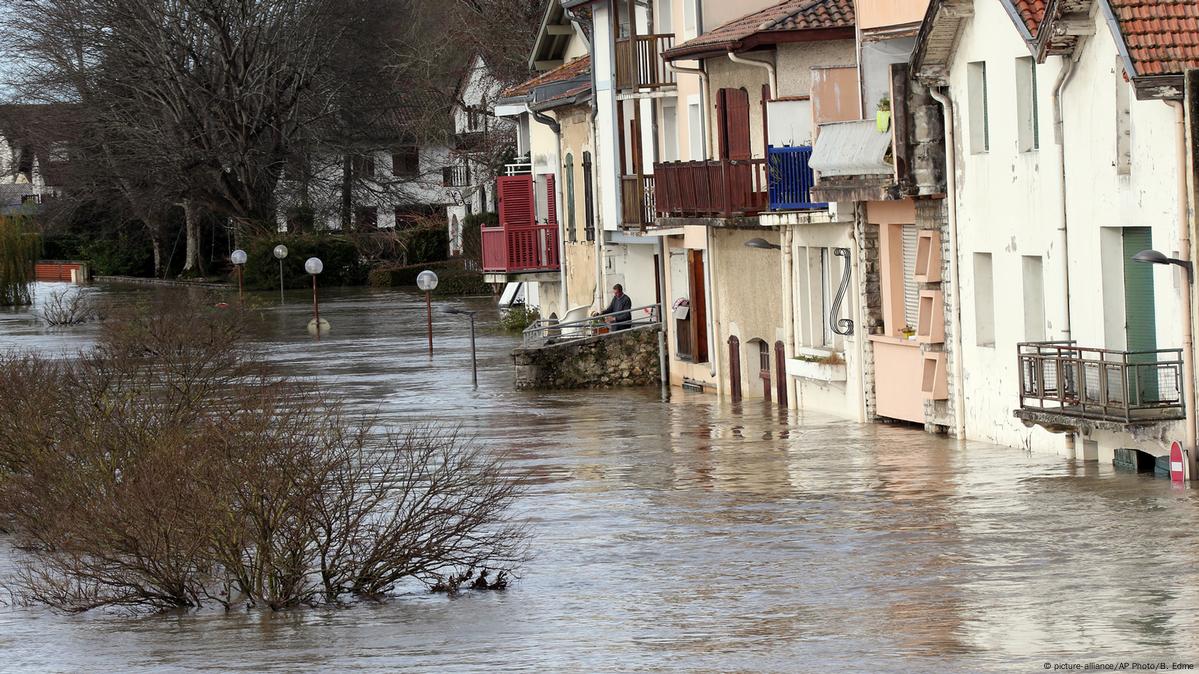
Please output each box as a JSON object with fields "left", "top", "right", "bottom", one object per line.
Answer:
{"left": 513, "top": 325, "right": 662, "bottom": 391}
{"left": 855, "top": 204, "right": 882, "bottom": 421}
{"left": 917, "top": 198, "right": 956, "bottom": 435}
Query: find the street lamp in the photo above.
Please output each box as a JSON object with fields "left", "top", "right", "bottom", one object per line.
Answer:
{"left": 445, "top": 308, "right": 479, "bottom": 387}
{"left": 1135, "top": 248, "right": 1197, "bottom": 481}
{"left": 273, "top": 244, "right": 288, "bottom": 304}
{"left": 744, "top": 237, "right": 782, "bottom": 250}
{"left": 230, "top": 249, "right": 247, "bottom": 304}
{"left": 417, "top": 270, "right": 439, "bottom": 357}
{"left": 305, "top": 257, "right": 328, "bottom": 339}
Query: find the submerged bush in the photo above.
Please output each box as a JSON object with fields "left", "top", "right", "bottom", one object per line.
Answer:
{"left": 0, "top": 300, "right": 527, "bottom": 612}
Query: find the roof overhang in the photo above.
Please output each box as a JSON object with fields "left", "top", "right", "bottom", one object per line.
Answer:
{"left": 665, "top": 26, "right": 856, "bottom": 62}
{"left": 910, "top": 0, "right": 974, "bottom": 86}
{"left": 529, "top": 1, "right": 573, "bottom": 71}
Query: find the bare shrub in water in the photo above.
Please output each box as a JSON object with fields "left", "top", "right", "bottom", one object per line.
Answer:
{"left": 0, "top": 300, "right": 526, "bottom": 612}
{"left": 37, "top": 288, "right": 107, "bottom": 326}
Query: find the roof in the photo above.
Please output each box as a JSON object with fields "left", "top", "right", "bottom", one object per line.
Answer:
{"left": 500, "top": 56, "right": 591, "bottom": 99}
{"left": 664, "top": 0, "right": 855, "bottom": 61}
{"left": 1011, "top": 0, "right": 1048, "bottom": 36}
{"left": 809, "top": 120, "right": 893, "bottom": 176}
{"left": 1106, "top": 0, "right": 1199, "bottom": 77}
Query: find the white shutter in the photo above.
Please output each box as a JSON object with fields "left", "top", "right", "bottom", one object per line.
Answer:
{"left": 902, "top": 225, "right": 918, "bottom": 329}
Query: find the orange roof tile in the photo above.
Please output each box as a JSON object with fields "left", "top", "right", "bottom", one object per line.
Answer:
{"left": 665, "top": 0, "right": 855, "bottom": 60}
{"left": 500, "top": 56, "right": 591, "bottom": 99}
{"left": 1108, "top": 0, "right": 1199, "bottom": 76}
{"left": 1011, "top": 0, "right": 1047, "bottom": 35}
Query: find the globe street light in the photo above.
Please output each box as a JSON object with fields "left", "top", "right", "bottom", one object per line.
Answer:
{"left": 230, "top": 249, "right": 248, "bottom": 304}
{"left": 305, "top": 257, "right": 328, "bottom": 339}
{"left": 444, "top": 308, "right": 479, "bottom": 387}
{"left": 417, "top": 270, "right": 439, "bottom": 357}
{"left": 273, "top": 244, "right": 288, "bottom": 305}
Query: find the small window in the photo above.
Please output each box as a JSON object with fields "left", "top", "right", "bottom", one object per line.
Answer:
{"left": 392, "top": 147, "right": 419, "bottom": 177}
{"left": 582, "top": 152, "right": 595, "bottom": 241}
{"left": 352, "top": 154, "right": 375, "bottom": 178}
{"left": 973, "top": 252, "right": 996, "bottom": 346}
{"left": 683, "top": 0, "right": 697, "bottom": 38}
{"left": 1022, "top": 255, "right": 1046, "bottom": 340}
{"left": 356, "top": 206, "right": 378, "bottom": 229}
{"left": 902, "top": 225, "right": 919, "bottom": 331}
{"left": 662, "top": 100, "right": 679, "bottom": 162}
{"left": 657, "top": 0, "right": 673, "bottom": 34}
{"left": 1015, "top": 57, "right": 1039, "bottom": 152}
{"left": 967, "top": 61, "right": 989, "bottom": 153}
{"left": 687, "top": 101, "right": 703, "bottom": 161}
{"left": 564, "top": 153, "right": 576, "bottom": 242}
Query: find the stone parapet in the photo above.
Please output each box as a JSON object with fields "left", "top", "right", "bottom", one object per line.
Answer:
{"left": 513, "top": 325, "right": 662, "bottom": 390}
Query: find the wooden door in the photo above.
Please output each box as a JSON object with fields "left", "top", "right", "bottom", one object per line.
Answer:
{"left": 757, "top": 340, "right": 771, "bottom": 403}
{"left": 775, "top": 341, "right": 788, "bottom": 406}
{"left": 728, "top": 335, "right": 742, "bottom": 402}
{"left": 688, "top": 250, "right": 708, "bottom": 363}
{"left": 717, "top": 88, "right": 752, "bottom": 161}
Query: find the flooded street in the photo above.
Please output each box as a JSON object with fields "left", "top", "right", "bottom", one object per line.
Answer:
{"left": 1, "top": 283, "right": 1198, "bottom": 672}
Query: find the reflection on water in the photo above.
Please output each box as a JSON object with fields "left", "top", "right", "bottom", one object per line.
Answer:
{"left": 1, "top": 283, "right": 1197, "bottom": 672}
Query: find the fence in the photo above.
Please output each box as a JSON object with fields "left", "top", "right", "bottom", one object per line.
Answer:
{"left": 653, "top": 159, "right": 767, "bottom": 218}
{"left": 767, "top": 145, "right": 825, "bottom": 211}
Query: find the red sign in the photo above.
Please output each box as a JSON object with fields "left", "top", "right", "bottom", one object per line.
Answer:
{"left": 1170, "top": 441, "right": 1186, "bottom": 483}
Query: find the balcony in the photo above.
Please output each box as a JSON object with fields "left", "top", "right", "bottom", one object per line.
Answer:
{"left": 653, "top": 159, "right": 767, "bottom": 219}
{"left": 767, "top": 146, "right": 826, "bottom": 211}
{"left": 482, "top": 174, "right": 559, "bottom": 277}
{"left": 620, "top": 175, "right": 655, "bottom": 227}
{"left": 442, "top": 164, "right": 471, "bottom": 188}
{"left": 1015, "top": 342, "right": 1186, "bottom": 430}
{"left": 615, "top": 34, "right": 676, "bottom": 93}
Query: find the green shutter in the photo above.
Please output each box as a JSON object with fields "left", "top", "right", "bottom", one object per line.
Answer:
{"left": 1122, "top": 227, "right": 1157, "bottom": 402}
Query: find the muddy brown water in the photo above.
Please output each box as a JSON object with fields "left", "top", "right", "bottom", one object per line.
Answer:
{"left": 0, "top": 283, "right": 1197, "bottom": 673}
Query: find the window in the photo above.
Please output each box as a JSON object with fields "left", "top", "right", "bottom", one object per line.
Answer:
{"left": 352, "top": 154, "right": 375, "bottom": 178}
{"left": 657, "top": 0, "right": 672, "bottom": 34}
{"left": 392, "top": 147, "right": 419, "bottom": 177}
{"left": 1015, "top": 57, "right": 1039, "bottom": 152}
{"left": 356, "top": 206, "right": 378, "bottom": 229}
{"left": 967, "top": 61, "right": 989, "bottom": 153}
{"left": 902, "top": 225, "right": 919, "bottom": 331}
{"left": 582, "top": 152, "right": 595, "bottom": 241}
{"left": 973, "top": 252, "right": 995, "bottom": 346}
{"left": 687, "top": 100, "right": 703, "bottom": 161}
{"left": 1116, "top": 59, "right": 1132, "bottom": 175}
{"left": 662, "top": 99, "right": 679, "bottom": 162}
{"left": 1022, "top": 255, "right": 1046, "bottom": 340}
{"left": 683, "top": 0, "right": 697, "bottom": 38}
{"left": 442, "top": 164, "right": 469, "bottom": 187}
{"left": 564, "top": 153, "right": 576, "bottom": 242}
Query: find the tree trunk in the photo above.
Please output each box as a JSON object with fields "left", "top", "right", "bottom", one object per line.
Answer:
{"left": 182, "top": 200, "right": 200, "bottom": 275}
{"left": 151, "top": 233, "right": 162, "bottom": 278}
{"left": 341, "top": 155, "right": 353, "bottom": 231}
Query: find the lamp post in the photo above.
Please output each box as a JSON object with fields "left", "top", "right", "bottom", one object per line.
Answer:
{"left": 305, "top": 257, "right": 326, "bottom": 339}
{"left": 230, "top": 249, "right": 247, "bottom": 304}
{"left": 744, "top": 237, "right": 782, "bottom": 251}
{"left": 417, "top": 270, "right": 439, "bottom": 357}
{"left": 1135, "top": 248, "right": 1196, "bottom": 481}
{"left": 273, "top": 244, "right": 288, "bottom": 304}
{"left": 445, "top": 308, "right": 479, "bottom": 387}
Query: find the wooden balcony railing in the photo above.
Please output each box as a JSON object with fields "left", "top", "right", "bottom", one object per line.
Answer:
{"left": 621, "top": 175, "right": 655, "bottom": 227}
{"left": 1016, "top": 341, "right": 1186, "bottom": 424}
{"left": 767, "top": 145, "right": 826, "bottom": 211}
{"left": 481, "top": 223, "right": 559, "bottom": 274}
{"left": 653, "top": 159, "right": 767, "bottom": 218}
{"left": 615, "top": 34, "right": 676, "bottom": 92}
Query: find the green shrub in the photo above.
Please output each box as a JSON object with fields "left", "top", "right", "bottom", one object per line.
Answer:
{"left": 368, "top": 259, "right": 491, "bottom": 296}
{"left": 400, "top": 224, "right": 448, "bottom": 265}
{"left": 460, "top": 212, "right": 494, "bottom": 265}
{"left": 498, "top": 305, "right": 539, "bottom": 333}
{"left": 79, "top": 234, "right": 153, "bottom": 277}
{"left": 241, "top": 234, "right": 367, "bottom": 289}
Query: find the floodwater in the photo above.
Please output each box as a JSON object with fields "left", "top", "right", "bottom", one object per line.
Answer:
{"left": 1, "top": 282, "right": 1198, "bottom": 673}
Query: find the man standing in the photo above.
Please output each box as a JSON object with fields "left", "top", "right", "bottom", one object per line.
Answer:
{"left": 603, "top": 284, "right": 633, "bottom": 331}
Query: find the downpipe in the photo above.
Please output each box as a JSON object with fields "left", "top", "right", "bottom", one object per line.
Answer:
{"left": 929, "top": 87, "right": 966, "bottom": 440}
{"left": 1167, "top": 100, "right": 1198, "bottom": 480}
{"left": 528, "top": 105, "right": 569, "bottom": 318}
{"left": 728, "top": 52, "right": 776, "bottom": 99}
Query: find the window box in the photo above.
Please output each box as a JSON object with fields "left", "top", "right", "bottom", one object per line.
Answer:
{"left": 916, "top": 289, "right": 945, "bottom": 344}
{"left": 914, "top": 230, "right": 941, "bottom": 283}
{"left": 921, "top": 351, "right": 948, "bottom": 400}
{"left": 786, "top": 348, "right": 847, "bottom": 382}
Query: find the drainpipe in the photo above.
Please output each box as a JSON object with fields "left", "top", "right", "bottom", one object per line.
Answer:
{"left": 528, "top": 105, "right": 569, "bottom": 318}
{"left": 657, "top": 236, "right": 669, "bottom": 387}
{"left": 1167, "top": 99, "right": 1198, "bottom": 480}
{"left": 782, "top": 226, "right": 798, "bottom": 409}
{"left": 704, "top": 226, "right": 717, "bottom": 379}
{"left": 668, "top": 63, "right": 711, "bottom": 159}
{"left": 929, "top": 87, "right": 966, "bottom": 440}
{"left": 1052, "top": 58, "right": 1076, "bottom": 342}
{"left": 728, "top": 52, "right": 777, "bottom": 100}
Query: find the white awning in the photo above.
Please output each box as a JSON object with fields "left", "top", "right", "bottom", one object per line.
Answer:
{"left": 809, "top": 120, "right": 893, "bottom": 177}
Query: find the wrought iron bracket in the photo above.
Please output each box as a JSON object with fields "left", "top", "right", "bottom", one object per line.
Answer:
{"left": 831, "top": 247, "right": 854, "bottom": 336}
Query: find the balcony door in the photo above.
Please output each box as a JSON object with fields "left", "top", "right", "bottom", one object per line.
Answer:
{"left": 717, "top": 87, "right": 751, "bottom": 161}
{"left": 1122, "top": 227, "right": 1158, "bottom": 403}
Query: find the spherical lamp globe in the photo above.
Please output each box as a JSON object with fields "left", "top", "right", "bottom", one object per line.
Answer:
{"left": 416, "top": 270, "right": 439, "bottom": 291}
{"left": 273, "top": 244, "right": 289, "bottom": 260}
{"left": 230, "top": 249, "right": 248, "bottom": 265}
{"left": 305, "top": 257, "right": 324, "bottom": 275}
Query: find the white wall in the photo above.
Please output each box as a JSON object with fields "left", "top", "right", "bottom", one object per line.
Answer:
{"left": 949, "top": 0, "right": 1186, "bottom": 457}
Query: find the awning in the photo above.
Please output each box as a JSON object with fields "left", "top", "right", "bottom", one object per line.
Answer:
{"left": 808, "top": 120, "right": 893, "bottom": 177}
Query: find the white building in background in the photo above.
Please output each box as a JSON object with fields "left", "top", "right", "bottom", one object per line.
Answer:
{"left": 913, "top": 0, "right": 1199, "bottom": 470}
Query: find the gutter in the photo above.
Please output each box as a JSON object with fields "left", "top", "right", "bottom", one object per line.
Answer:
{"left": 1167, "top": 99, "right": 1198, "bottom": 480}
{"left": 1052, "top": 57, "right": 1076, "bottom": 342}
{"left": 929, "top": 87, "right": 966, "bottom": 440}
{"left": 728, "top": 52, "right": 777, "bottom": 100}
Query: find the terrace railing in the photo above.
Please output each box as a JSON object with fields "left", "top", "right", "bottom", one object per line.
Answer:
{"left": 523, "top": 304, "right": 662, "bottom": 347}
{"left": 481, "top": 223, "right": 559, "bottom": 274}
{"left": 767, "top": 145, "right": 826, "bottom": 211}
{"left": 615, "top": 34, "right": 676, "bottom": 92}
{"left": 653, "top": 158, "right": 767, "bottom": 218}
{"left": 621, "top": 175, "right": 656, "bottom": 227}
{"left": 1016, "top": 341, "right": 1185, "bottom": 424}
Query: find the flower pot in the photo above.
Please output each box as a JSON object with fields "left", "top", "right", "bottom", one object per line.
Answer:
{"left": 876, "top": 110, "right": 891, "bottom": 133}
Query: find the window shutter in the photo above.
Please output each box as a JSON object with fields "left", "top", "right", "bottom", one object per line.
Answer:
{"left": 498, "top": 175, "right": 534, "bottom": 228}
{"left": 902, "top": 225, "right": 919, "bottom": 329}
{"left": 545, "top": 174, "right": 557, "bottom": 225}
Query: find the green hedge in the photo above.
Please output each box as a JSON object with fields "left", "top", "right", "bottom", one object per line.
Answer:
{"left": 241, "top": 234, "right": 368, "bottom": 289}
{"left": 368, "top": 259, "right": 490, "bottom": 296}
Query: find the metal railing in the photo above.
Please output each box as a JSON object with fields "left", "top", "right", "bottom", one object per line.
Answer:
{"left": 767, "top": 145, "right": 826, "bottom": 211}
{"left": 481, "top": 223, "right": 559, "bottom": 274}
{"left": 615, "top": 34, "right": 676, "bottom": 92}
{"left": 1016, "top": 341, "right": 1185, "bottom": 424}
{"left": 653, "top": 158, "right": 767, "bottom": 218}
{"left": 523, "top": 304, "right": 662, "bottom": 347}
{"left": 504, "top": 162, "right": 532, "bottom": 176}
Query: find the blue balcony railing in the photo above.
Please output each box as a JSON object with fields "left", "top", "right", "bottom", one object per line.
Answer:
{"left": 767, "top": 145, "right": 827, "bottom": 211}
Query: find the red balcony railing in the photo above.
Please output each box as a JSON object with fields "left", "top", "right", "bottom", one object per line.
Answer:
{"left": 653, "top": 159, "right": 767, "bottom": 218}
{"left": 615, "top": 34, "right": 676, "bottom": 92}
{"left": 481, "top": 224, "right": 559, "bottom": 273}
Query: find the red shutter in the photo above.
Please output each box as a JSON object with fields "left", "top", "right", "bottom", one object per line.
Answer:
{"left": 716, "top": 88, "right": 728, "bottom": 160}
{"left": 545, "top": 174, "right": 557, "bottom": 225}
{"left": 725, "top": 88, "right": 752, "bottom": 160}
{"left": 498, "top": 175, "right": 534, "bottom": 228}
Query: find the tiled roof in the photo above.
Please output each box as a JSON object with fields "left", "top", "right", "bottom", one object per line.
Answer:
{"left": 1108, "top": 0, "right": 1199, "bottom": 76}
{"left": 1011, "top": 0, "right": 1047, "bottom": 35}
{"left": 500, "top": 56, "right": 591, "bottom": 99}
{"left": 665, "top": 0, "right": 855, "bottom": 60}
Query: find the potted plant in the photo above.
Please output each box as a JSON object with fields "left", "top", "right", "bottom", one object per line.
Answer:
{"left": 786, "top": 347, "right": 848, "bottom": 382}
{"left": 876, "top": 96, "right": 891, "bottom": 133}
{"left": 901, "top": 324, "right": 916, "bottom": 340}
